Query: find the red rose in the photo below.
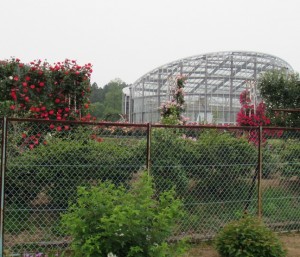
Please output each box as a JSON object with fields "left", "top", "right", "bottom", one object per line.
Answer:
{"left": 49, "top": 124, "right": 55, "bottom": 130}
{"left": 39, "top": 82, "right": 45, "bottom": 87}
{"left": 41, "top": 106, "right": 46, "bottom": 111}
{"left": 22, "top": 82, "right": 28, "bottom": 87}
{"left": 24, "top": 96, "right": 30, "bottom": 102}
{"left": 48, "top": 110, "right": 54, "bottom": 115}
{"left": 55, "top": 98, "right": 60, "bottom": 104}
{"left": 56, "top": 126, "right": 62, "bottom": 131}
{"left": 10, "top": 105, "right": 16, "bottom": 110}
{"left": 30, "top": 85, "right": 35, "bottom": 89}
{"left": 25, "top": 76, "right": 30, "bottom": 81}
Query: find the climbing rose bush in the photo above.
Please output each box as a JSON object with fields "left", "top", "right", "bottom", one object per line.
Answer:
{"left": 0, "top": 58, "right": 94, "bottom": 150}
{"left": 160, "top": 75, "right": 187, "bottom": 125}
{"left": 0, "top": 58, "right": 93, "bottom": 121}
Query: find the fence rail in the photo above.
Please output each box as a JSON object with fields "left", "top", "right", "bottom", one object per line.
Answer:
{"left": 0, "top": 117, "right": 300, "bottom": 255}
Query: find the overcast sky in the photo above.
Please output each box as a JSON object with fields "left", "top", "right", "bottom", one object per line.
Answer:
{"left": 1, "top": 0, "right": 299, "bottom": 87}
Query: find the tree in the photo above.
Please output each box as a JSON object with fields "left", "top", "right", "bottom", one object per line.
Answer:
{"left": 90, "top": 79, "right": 127, "bottom": 121}
{"left": 258, "top": 70, "right": 300, "bottom": 127}
{"left": 90, "top": 82, "right": 104, "bottom": 103}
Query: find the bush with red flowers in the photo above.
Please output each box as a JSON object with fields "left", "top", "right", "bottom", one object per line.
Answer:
{"left": 0, "top": 58, "right": 93, "bottom": 121}
{"left": 236, "top": 89, "right": 283, "bottom": 144}
{"left": 0, "top": 58, "right": 94, "bottom": 150}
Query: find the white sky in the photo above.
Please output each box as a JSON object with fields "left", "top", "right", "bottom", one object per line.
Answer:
{"left": 1, "top": 0, "right": 299, "bottom": 87}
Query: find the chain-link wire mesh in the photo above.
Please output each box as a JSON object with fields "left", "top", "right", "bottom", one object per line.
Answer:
{"left": 1, "top": 119, "right": 300, "bottom": 255}
{"left": 0, "top": 117, "right": 3, "bottom": 173}
{"left": 262, "top": 128, "right": 300, "bottom": 232}
{"left": 150, "top": 125, "right": 259, "bottom": 240}
{"left": 4, "top": 119, "right": 148, "bottom": 255}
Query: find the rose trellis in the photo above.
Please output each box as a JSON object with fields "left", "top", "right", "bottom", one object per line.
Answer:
{"left": 0, "top": 58, "right": 93, "bottom": 149}
{"left": 160, "top": 75, "right": 187, "bottom": 125}
{"left": 0, "top": 58, "right": 93, "bottom": 121}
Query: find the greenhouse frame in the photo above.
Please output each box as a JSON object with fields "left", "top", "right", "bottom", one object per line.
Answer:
{"left": 123, "top": 51, "right": 293, "bottom": 124}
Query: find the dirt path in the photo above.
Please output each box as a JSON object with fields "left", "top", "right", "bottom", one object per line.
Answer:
{"left": 185, "top": 233, "right": 300, "bottom": 257}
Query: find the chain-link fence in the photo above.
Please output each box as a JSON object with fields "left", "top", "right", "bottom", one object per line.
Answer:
{"left": 0, "top": 118, "right": 299, "bottom": 255}
{"left": 262, "top": 128, "right": 300, "bottom": 231}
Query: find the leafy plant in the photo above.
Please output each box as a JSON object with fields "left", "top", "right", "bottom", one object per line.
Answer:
{"left": 61, "top": 172, "right": 187, "bottom": 257}
{"left": 280, "top": 139, "right": 300, "bottom": 177}
{"left": 215, "top": 215, "right": 286, "bottom": 257}
{"left": 258, "top": 70, "right": 300, "bottom": 127}
{"left": 6, "top": 133, "right": 144, "bottom": 209}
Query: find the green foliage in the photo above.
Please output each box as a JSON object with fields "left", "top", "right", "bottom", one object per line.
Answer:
{"left": 149, "top": 129, "right": 190, "bottom": 197}
{"left": 90, "top": 79, "right": 127, "bottom": 121}
{"left": 89, "top": 82, "right": 104, "bottom": 103}
{"left": 161, "top": 114, "right": 181, "bottom": 125}
{"left": 61, "top": 172, "right": 187, "bottom": 257}
{"left": 258, "top": 70, "right": 300, "bottom": 127}
{"left": 191, "top": 130, "right": 257, "bottom": 201}
{"left": 263, "top": 187, "right": 300, "bottom": 223}
{"left": 280, "top": 139, "right": 300, "bottom": 177}
{"left": 5, "top": 205, "right": 30, "bottom": 234}
{"left": 215, "top": 216, "right": 286, "bottom": 257}
{"left": 148, "top": 128, "right": 257, "bottom": 202}
{"left": 6, "top": 131, "right": 144, "bottom": 208}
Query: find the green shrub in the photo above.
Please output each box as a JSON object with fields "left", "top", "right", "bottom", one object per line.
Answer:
{"left": 149, "top": 129, "right": 257, "bottom": 201}
{"left": 215, "top": 216, "right": 286, "bottom": 257}
{"left": 61, "top": 172, "right": 188, "bottom": 257}
{"left": 187, "top": 130, "right": 257, "bottom": 201}
{"left": 150, "top": 128, "right": 190, "bottom": 195}
{"left": 281, "top": 139, "right": 300, "bottom": 177}
{"left": 6, "top": 136, "right": 145, "bottom": 208}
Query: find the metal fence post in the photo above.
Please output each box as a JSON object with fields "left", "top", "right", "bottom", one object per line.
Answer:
{"left": 146, "top": 123, "right": 152, "bottom": 176}
{"left": 257, "top": 126, "right": 263, "bottom": 219}
{"left": 0, "top": 117, "right": 8, "bottom": 256}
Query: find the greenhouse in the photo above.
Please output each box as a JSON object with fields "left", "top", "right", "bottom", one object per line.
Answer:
{"left": 123, "top": 51, "right": 293, "bottom": 124}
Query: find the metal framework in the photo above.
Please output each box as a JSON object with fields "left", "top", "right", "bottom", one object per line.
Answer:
{"left": 124, "top": 51, "right": 293, "bottom": 124}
